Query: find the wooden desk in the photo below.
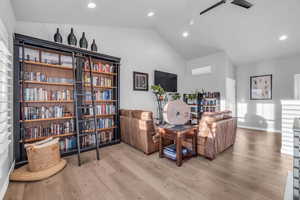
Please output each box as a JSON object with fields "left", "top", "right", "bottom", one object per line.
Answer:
{"left": 157, "top": 125, "right": 197, "bottom": 166}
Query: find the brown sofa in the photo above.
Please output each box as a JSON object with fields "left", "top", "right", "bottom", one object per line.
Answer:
{"left": 184, "top": 111, "right": 237, "bottom": 160}
{"left": 197, "top": 111, "right": 237, "bottom": 159}
{"left": 120, "top": 109, "right": 158, "bottom": 154}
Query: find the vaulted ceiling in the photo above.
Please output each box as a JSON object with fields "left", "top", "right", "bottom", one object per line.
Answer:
{"left": 11, "top": 0, "right": 300, "bottom": 65}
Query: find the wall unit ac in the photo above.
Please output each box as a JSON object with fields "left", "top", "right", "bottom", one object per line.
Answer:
{"left": 192, "top": 66, "right": 212, "bottom": 76}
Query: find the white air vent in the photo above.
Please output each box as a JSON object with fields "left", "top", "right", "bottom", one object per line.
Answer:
{"left": 192, "top": 66, "right": 212, "bottom": 75}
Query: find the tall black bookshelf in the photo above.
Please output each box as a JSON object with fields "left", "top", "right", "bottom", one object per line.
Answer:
{"left": 13, "top": 34, "right": 121, "bottom": 166}
{"left": 183, "top": 91, "right": 221, "bottom": 124}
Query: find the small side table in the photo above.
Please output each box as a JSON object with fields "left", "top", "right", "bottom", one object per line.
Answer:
{"left": 158, "top": 125, "right": 197, "bottom": 166}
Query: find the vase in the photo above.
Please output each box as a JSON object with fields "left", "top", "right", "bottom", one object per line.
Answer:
{"left": 54, "top": 28, "right": 62, "bottom": 43}
{"left": 91, "top": 39, "right": 98, "bottom": 52}
{"left": 79, "top": 32, "right": 88, "bottom": 49}
{"left": 67, "top": 28, "right": 77, "bottom": 46}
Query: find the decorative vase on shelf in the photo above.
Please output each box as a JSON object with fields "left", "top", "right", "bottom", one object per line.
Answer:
{"left": 53, "top": 28, "right": 63, "bottom": 43}
{"left": 67, "top": 28, "right": 77, "bottom": 46}
{"left": 91, "top": 39, "right": 98, "bottom": 52}
{"left": 79, "top": 32, "right": 88, "bottom": 49}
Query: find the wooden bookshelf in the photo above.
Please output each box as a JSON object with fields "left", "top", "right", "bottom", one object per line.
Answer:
{"left": 14, "top": 33, "right": 121, "bottom": 165}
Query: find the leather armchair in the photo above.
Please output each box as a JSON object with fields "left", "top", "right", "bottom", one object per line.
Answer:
{"left": 120, "top": 109, "right": 158, "bottom": 154}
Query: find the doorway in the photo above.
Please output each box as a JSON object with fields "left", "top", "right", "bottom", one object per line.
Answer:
{"left": 226, "top": 78, "right": 236, "bottom": 117}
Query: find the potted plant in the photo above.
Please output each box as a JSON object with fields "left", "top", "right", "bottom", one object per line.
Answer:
{"left": 169, "top": 92, "right": 181, "bottom": 101}
{"left": 187, "top": 92, "right": 198, "bottom": 104}
{"left": 151, "top": 85, "right": 166, "bottom": 124}
{"left": 151, "top": 85, "right": 166, "bottom": 100}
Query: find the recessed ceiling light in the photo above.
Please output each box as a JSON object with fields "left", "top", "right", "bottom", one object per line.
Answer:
{"left": 189, "top": 20, "right": 194, "bottom": 25}
{"left": 182, "top": 31, "right": 189, "bottom": 38}
{"left": 147, "top": 11, "right": 155, "bottom": 17}
{"left": 279, "top": 35, "right": 288, "bottom": 41}
{"left": 88, "top": 2, "right": 96, "bottom": 8}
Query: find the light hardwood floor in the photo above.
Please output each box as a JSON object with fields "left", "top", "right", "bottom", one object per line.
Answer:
{"left": 4, "top": 128, "right": 292, "bottom": 200}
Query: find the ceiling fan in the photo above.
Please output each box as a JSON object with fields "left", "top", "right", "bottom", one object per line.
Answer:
{"left": 200, "top": 0, "right": 253, "bottom": 15}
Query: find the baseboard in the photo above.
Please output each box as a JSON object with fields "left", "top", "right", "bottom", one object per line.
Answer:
{"left": 0, "top": 160, "right": 15, "bottom": 200}
{"left": 237, "top": 125, "right": 281, "bottom": 134}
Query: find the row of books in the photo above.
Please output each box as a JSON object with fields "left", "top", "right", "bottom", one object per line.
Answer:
{"left": 82, "top": 118, "right": 114, "bottom": 130}
{"left": 23, "top": 88, "right": 72, "bottom": 101}
{"left": 60, "top": 136, "right": 77, "bottom": 152}
{"left": 23, "top": 71, "right": 73, "bottom": 84}
{"left": 84, "top": 90, "right": 113, "bottom": 101}
{"left": 84, "top": 61, "right": 115, "bottom": 73}
{"left": 200, "top": 106, "right": 218, "bottom": 113}
{"left": 80, "top": 131, "right": 114, "bottom": 146}
{"left": 23, "top": 106, "right": 69, "bottom": 120}
{"left": 84, "top": 75, "right": 113, "bottom": 87}
{"left": 23, "top": 120, "right": 74, "bottom": 139}
{"left": 82, "top": 104, "right": 116, "bottom": 116}
{"left": 202, "top": 92, "right": 220, "bottom": 99}
{"left": 59, "top": 131, "right": 114, "bottom": 151}
{"left": 199, "top": 99, "right": 218, "bottom": 106}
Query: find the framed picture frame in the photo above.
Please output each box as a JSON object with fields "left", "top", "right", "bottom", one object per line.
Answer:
{"left": 250, "top": 74, "right": 272, "bottom": 100}
{"left": 133, "top": 71, "right": 148, "bottom": 91}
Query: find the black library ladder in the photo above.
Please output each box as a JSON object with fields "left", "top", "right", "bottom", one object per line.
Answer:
{"left": 72, "top": 54, "right": 100, "bottom": 166}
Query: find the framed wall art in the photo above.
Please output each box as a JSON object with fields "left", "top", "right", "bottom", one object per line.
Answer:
{"left": 133, "top": 71, "right": 148, "bottom": 91}
{"left": 250, "top": 74, "right": 272, "bottom": 100}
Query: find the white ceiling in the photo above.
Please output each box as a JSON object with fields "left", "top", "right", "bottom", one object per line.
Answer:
{"left": 11, "top": 0, "right": 300, "bottom": 65}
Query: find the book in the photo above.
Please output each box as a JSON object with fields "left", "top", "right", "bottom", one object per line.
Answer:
{"left": 23, "top": 106, "right": 68, "bottom": 120}
{"left": 163, "top": 144, "right": 190, "bottom": 160}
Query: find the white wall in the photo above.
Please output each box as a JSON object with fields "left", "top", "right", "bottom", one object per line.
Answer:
{"left": 0, "top": 0, "right": 15, "bottom": 198}
{"left": 15, "top": 21, "right": 186, "bottom": 116}
{"left": 184, "top": 52, "right": 236, "bottom": 110}
{"left": 236, "top": 55, "right": 300, "bottom": 132}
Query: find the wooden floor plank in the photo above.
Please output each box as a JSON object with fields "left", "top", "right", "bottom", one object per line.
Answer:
{"left": 4, "top": 128, "right": 292, "bottom": 200}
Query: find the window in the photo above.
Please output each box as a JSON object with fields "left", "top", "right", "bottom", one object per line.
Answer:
{"left": 0, "top": 35, "right": 13, "bottom": 179}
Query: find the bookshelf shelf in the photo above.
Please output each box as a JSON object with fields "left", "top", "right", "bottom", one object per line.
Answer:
{"left": 84, "top": 100, "right": 116, "bottom": 103}
{"left": 22, "top": 81, "right": 73, "bottom": 86}
{"left": 20, "top": 100, "right": 73, "bottom": 103}
{"left": 83, "top": 70, "right": 117, "bottom": 76}
{"left": 14, "top": 33, "right": 121, "bottom": 166}
{"left": 20, "top": 116, "right": 75, "bottom": 123}
{"left": 84, "top": 84, "right": 116, "bottom": 89}
{"left": 82, "top": 126, "right": 117, "bottom": 133}
{"left": 82, "top": 114, "right": 116, "bottom": 118}
{"left": 24, "top": 60, "right": 73, "bottom": 70}
{"left": 20, "top": 132, "right": 76, "bottom": 143}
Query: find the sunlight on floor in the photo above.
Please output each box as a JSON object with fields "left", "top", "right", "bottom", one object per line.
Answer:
{"left": 256, "top": 103, "right": 275, "bottom": 131}
{"left": 237, "top": 102, "right": 247, "bottom": 122}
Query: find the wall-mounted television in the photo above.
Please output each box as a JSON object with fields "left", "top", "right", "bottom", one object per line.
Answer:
{"left": 154, "top": 70, "right": 177, "bottom": 92}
